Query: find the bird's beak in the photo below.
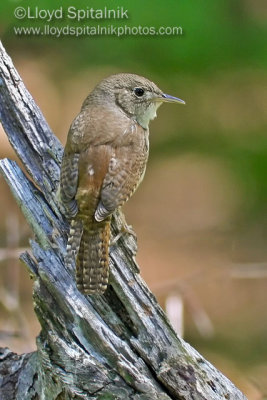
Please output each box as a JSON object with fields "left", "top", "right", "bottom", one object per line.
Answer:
{"left": 153, "top": 93, "right": 185, "bottom": 104}
{"left": 161, "top": 93, "right": 186, "bottom": 104}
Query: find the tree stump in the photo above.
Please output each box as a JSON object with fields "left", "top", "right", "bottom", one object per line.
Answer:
{"left": 0, "top": 41, "right": 247, "bottom": 400}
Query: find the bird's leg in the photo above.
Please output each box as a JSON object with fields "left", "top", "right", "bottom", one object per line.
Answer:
{"left": 111, "top": 224, "right": 136, "bottom": 245}
{"left": 111, "top": 209, "right": 137, "bottom": 246}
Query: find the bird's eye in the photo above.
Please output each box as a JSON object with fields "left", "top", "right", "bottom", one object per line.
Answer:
{"left": 134, "top": 87, "right": 145, "bottom": 97}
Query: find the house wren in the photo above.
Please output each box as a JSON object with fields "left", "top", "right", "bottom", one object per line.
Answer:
{"left": 59, "top": 73, "right": 185, "bottom": 295}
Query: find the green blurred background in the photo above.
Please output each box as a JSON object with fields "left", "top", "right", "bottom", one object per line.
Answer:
{"left": 0, "top": 0, "right": 266, "bottom": 397}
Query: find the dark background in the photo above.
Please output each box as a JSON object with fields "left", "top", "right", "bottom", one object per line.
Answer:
{"left": 0, "top": 1, "right": 266, "bottom": 397}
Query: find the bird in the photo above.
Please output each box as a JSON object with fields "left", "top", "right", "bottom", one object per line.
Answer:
{"left": 58, "top": 73, "right": 185, "bottom": 295}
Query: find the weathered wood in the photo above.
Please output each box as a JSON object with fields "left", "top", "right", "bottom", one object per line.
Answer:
{"left": 0, "top": 41, "right": 247, "bottom": 400}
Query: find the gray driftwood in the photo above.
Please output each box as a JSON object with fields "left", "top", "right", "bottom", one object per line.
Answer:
{"left": 0, "top": 41, "right": 247, "bottom": 400}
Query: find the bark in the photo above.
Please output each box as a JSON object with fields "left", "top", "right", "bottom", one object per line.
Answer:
{"left": 0, "top": 41, "right": 247, "bottom": 400}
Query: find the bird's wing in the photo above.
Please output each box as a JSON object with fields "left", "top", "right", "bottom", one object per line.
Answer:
{"left": 59, "top": 105, "right": 125, "bottom": 219}
{"left": 95, "top": 144, "right": 148, "bottom": 222}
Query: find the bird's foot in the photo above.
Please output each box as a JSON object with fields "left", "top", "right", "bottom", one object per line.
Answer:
{"left": 111, "top": 209, "right": 137, "bottom": 245}
{"left": 111, "top": 222, "right": 137, "bottom": 246}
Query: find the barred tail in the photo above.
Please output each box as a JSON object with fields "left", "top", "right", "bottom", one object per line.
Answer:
{"left": 76, "top": 217, "right": 111, "bottom": 295}
{"left": 65, "top": 219, "right": 83, "bottom": 268}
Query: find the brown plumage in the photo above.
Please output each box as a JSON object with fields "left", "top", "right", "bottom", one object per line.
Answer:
{"left": 59, "top": 73, "right": 185, "bottom": 295}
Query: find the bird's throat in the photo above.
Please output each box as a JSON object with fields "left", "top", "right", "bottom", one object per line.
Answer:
{"left": 136, "top": 102, "right": 162, "bottom": 129}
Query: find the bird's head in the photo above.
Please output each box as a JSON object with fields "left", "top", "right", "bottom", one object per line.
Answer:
{"left": 87, "top": 73, "right": 185, "bottom": 129}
